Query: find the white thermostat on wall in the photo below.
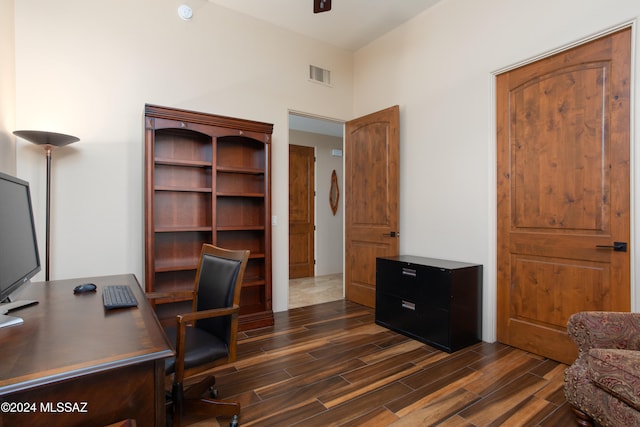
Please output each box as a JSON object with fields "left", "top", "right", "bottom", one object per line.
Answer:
{"left": 178, "top": 4, "right": 193, "bottom": 20}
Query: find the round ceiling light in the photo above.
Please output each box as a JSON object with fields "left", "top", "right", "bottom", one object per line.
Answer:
{"left": 178, "top": 4, "right": 193, "bottom": 21}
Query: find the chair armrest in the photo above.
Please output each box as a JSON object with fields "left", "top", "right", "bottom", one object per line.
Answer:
{"left": 176, "top": 305, "right": 240, "bottom": 325}
{"left": 567, "top": 311, "right": 640, "bottom": 355}
{"left": 588, "top": 348, "right": 640, "bottom": 410}
{"left": 170, "top": 304, "right": 241, "bottom": 381}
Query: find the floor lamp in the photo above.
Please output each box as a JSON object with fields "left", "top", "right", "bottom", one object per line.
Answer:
{"left": 13, "top": 130, "right": 80, "bottom": 281}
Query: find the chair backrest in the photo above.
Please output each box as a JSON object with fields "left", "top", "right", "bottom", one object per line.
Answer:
{"left": 193, "top": 244, "right": 249, "bottom": 345}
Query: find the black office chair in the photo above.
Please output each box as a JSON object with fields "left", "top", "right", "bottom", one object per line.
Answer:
{"left": 148, "top": 244, "right": 249, "bottom": 427}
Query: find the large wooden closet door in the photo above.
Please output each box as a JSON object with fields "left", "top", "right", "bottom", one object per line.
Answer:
{"left": 345, "top": 106, "right": 400, "bottom": 307}
{"left": 289, "top": 144, "right": 315, "bottom": 279}
{"left": 496, "top": 28, "right": 631, "bottom": 364}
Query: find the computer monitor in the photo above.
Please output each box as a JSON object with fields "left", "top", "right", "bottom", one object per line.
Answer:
{"left": 0, "top": 171, "right": 41, "bottom": 327}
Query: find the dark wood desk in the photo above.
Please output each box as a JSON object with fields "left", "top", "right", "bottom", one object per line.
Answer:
{"left": 0, "top": 274, "right": 173, "bottom": 427}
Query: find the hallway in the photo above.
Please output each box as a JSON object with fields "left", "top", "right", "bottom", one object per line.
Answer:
{"left": 289, "top": 273, "right": 343, "bottom": 309}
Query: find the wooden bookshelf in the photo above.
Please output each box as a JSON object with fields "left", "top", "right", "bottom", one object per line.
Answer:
{"left": 144, "top": 104, "right": 273, "bottom": 330}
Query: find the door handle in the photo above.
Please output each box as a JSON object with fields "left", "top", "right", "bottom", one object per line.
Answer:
{"left": 382, "top": 231, "right": 399, "bottom": 237}
{"left": 595, "top": 241, "right": 627, "bottom": 252}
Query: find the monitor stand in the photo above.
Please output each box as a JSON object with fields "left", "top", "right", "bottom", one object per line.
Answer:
{"left": 0, "top": 299, "right": 38, "bottom": 328}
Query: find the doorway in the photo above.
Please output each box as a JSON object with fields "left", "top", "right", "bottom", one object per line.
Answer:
{"left": 288, "top": 112, "right": 344, "bottom": 308}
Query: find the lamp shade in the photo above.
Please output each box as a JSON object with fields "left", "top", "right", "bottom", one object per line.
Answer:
{"left": 13, "top": 130, "right": 79, "bottom": 147}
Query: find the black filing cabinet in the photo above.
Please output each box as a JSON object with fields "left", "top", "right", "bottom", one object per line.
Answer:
{"left": 375, "top": 255, "right": 482, "bottom": 352}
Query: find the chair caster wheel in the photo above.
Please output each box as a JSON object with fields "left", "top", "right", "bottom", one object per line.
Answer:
{"left": 208, "top": 386, "right": 218, "bottom": 398}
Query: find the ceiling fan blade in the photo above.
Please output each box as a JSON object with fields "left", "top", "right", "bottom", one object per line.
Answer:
{"left": 314, "top": 0, "right": 332, "bottom": 13}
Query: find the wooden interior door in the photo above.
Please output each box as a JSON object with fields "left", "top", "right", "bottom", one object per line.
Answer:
{"left": 289, "top": 144, "right": 315, "bottom": 279}
{"left": 496, "top": 28, "right": 631, "bottom": 364}
{"left": 345, "top": 106, "right": 400, "bottom": 307}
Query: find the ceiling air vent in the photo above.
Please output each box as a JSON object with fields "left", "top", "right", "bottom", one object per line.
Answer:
{"left": 309, "top": 65, "right": 331, "bottom": 86}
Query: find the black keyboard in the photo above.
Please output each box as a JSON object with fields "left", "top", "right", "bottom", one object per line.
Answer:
{"left": 103, "top": 285, "right": 138, "bottom": 310}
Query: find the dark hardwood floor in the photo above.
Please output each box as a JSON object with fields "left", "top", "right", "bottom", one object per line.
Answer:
{"left": 182, "top": 300, "right": 577, "bottom": 426}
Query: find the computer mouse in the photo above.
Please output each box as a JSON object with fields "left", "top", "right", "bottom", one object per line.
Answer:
{"left": 73, "top": 283, "right": 97, "bottom": 294}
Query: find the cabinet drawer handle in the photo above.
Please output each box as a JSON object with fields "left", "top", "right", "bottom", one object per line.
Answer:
{"left": 402, "top": 268, "right": 416, "bottom": 277}
{"left": 402, "top": 300, "right": 416, "bottom": 310}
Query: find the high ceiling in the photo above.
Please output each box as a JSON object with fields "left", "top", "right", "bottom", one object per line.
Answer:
{"left": 207, "top": 0, "right": 442, "bottom": 51}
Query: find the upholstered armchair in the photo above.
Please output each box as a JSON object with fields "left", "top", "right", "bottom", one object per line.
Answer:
{"left": 564, "top": 311, "right": 640, "bottom": 426}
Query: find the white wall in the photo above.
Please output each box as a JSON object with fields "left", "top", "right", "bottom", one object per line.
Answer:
{"left": 289, "top": 129, "right": 344, "bottom": 276}
{"left": 13, "top": 0, "right": 354, "bottom": 313}
{"left": 354, "top": 0, "right": 640, "bottom": 341}
{"left": 0, "top": 0, "right": 16, "bottom": 174}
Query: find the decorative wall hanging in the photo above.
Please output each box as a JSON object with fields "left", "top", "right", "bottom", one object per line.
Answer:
{"left": 329, "top": 169, "right": 339, "bottom": 215}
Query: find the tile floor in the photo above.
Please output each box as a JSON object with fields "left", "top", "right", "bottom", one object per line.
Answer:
{"left": 288, "top": 273, "right": 343, "bottom": 309}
